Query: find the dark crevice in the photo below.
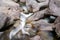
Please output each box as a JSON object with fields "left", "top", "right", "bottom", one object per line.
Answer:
{"left": 13, "top": 19, "right": 20, "bottom": 21}
{"left": 36, "top": 0, "right": 40, "bottom": 3}
{"left": 51, "top": 28, "right": 60, "bottom": 40}
{"left": 44, "top": 14, "right": 57, "bottom": 23}
{"left": 16, "top": 0, "right": 20, "bottom": 3}
{"left": 35, "top": 14, "right": 57, "bottom": 23}
{"left": 39, "top": 5, "right": 48, "bottom": 11}
{"left": 0, "top": 17, "right": 15, "bottom": 32}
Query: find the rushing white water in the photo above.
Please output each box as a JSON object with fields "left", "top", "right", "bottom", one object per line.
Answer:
{"left": 9, "top": 12, "right": 33, "bottom": 39}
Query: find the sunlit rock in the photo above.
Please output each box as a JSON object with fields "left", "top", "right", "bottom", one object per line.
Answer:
{"left": 26, "top": 0, "right": 49, "bottom": 12}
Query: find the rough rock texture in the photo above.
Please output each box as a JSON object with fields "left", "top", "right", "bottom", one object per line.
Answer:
{"left": 0, "top": 0, "right": 60, "bottom": 40}
{"left": 30, "top": 35, "right": 41, "bottom": 40}
{"left": 26, "top": 0, "right": 49, "bottom": 12}
{"left": 27, "top": 8, "right": 48, "bottom": 21}
{"left": 0, "top": 12, "right": 7, "bottom": 29}
{"left": 49, "top": 0, "right": 60, "bottom": 16}
{"left": 54, "top": 17, "right": 60, "bottom": 37}
{"left": 55, "top": 23, "right": 60, "bottom": 37}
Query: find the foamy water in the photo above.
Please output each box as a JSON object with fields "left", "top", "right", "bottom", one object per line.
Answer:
{"left": 9, "top": 12, "right": 33, "bottom": 39}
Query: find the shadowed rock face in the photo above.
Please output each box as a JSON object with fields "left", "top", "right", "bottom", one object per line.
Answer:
{"left": 0, "top": 9, "right": 20, "bottom": 32}
{"left": 0, "top": 12, "right": 7, "bottom": 30}
{"left": 54, "top": 17, "right": 60, "bottom": 24}
{"left": 54, "top": 17, "right": 60, "bottom": 37}
{"left": 55, "top": 23, "right": 60, "bottom": 37}
{"left": 0, "top": 12, "right": 14, "bottom": 32}
{"left": 0, "top": 0, "right": 20, "bottom": 32}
